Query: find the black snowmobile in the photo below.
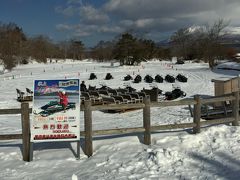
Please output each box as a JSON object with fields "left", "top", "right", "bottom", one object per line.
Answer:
{"left": 164, "top": 88, "right": 186, "bottom": 100}
{"left": 144, "top": 75, "right": 154, "bottom": 83}
{"left": 35, "top": 101, "right": 76, "bottom": 117}
{"left": 123, "top": 74, "right": 133, "bottom": 81}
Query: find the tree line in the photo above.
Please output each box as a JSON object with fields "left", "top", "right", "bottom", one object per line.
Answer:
{"left": 0, "top": 19, "right": 236, "bottom": 71}
{"left": 0, "top": 22, "right": 84, "bottom": 70}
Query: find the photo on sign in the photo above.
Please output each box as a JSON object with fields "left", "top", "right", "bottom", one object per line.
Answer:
{"left": 31, "top": 79, "right": 80, "bottom": 142}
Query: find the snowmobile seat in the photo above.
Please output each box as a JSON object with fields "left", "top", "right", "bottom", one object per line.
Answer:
{"left": 129, "top": 93, "right": 143, "bottom": 103}
{"left": 98, "top": 90, "right": 110, "bottom": 96}
{"left": 118, "top": 93, "right": 136, "bottom": 103}
{"left": 88, "top": 85, "right": 96, "bottom": 91}
{"left": 102, "top": 96, "right": 116, "bottom": 104}
{"left": 116, "top": 88, "right": 129, "bottom": 94}
{"left": 111, "top": 95, "right": 127, "bottom": 104}
{"left": 108, "top": 89, "right": 118, "bottom": 95}
{"left": 135, "top": 92, "right": 147, "bottom": 99}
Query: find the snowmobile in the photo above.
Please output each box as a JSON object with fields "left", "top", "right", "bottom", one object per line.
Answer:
{"left": 176, "top": 74, "right": 188, "bottom": 82}
{"left": 164, "top": 87, "right": 186, "bottom": 100}
{"left": 155, "top": 74, "right": 163, "bottom": 83}
{"left": 144, "top": 75, "right": 154, "bottom": 83}
{"left": 133, "top": 75, "right": 142, "bottom": 83}
{"left": 35, "top": 101, "right": 76, "bottom": 117}
{"left": 123, "top": 74, "right": 133, "bottom": 81}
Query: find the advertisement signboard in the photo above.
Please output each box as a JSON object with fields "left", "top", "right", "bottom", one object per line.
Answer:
{"left": 31, "top": 79, "right": 80, "bottom": 142}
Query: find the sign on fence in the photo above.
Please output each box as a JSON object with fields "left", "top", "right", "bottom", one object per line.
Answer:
{"left": 31, "top": 79, "right": 80, "bottom": 142}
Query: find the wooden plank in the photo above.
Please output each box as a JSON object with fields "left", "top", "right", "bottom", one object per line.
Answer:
{"left": 91, "top": 103, "right": 145, "bottom": 111}
{"left": 151, "top": 122, "right": 196, "bottom": 131}
{"left": 21, "top": 103, "right": 31, "bottom": 162}
{"left": 0, "top": 109, "right": 21, "bottom": 114}
{"left": 232, "top": 91, "right": 239, "bottom": 126}
{"left": 200, "top": 117, "right": 234, "bottom": 126}
{"left": 232, "top": 78, "right": 239, "bottom": 92}
{"left": 201, "top": 95, "right": 234, "bottom": 104}
{"left": 84, "top": 100, "right": 93, "bottom": 157}
{"left": 143, "top": 97, "right": 151, "bottom": 145}
{"left": 151, "top": 98, "right": 196, "bottom": 107}
{"left": 92, "top": 127, "right": 145, "bottom": 136}
{"left": 0, "top": 108, "right": 32, "bottom": 115}
{"left": 0, "top": 134, "right": 22, "bottom": 140}
{"left": 193, "top": 95, "right": 201, "bottom": 133}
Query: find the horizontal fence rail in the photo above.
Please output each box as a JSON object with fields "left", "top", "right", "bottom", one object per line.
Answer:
{"left": 201, "top": 95, "right": 235, "bottom": 104}
{"left": 0, "top": 108, "right": 32, "bottom": 115}
{"left": 151, "top": 122, "right": 197, "bottom": 131}
{"left": 151, "top": 98, "right": 196, "bottom": 107}
{"left": 0, "top": 134, "right": 22, "bottom": 140}
{"left": 90, "top": 103, "right": 145, "bottom": 111}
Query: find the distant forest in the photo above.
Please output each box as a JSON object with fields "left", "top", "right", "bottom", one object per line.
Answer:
{"left": 0, "top": 19, "right": 238, "bottom": 70}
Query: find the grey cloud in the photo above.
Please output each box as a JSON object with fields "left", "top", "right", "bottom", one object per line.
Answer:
{"left": 104, "top": 0, "right": 240, "bottom": 19}
{"left": 79, "top": 5, "right": 109, "bottom": 24}
{"left": 55, "top": 0, "right": 240, "bottom": 44}
{"left": 56, "top": 24, "right": 74, "bottom": 31}
{"left": 97, "top": 26, "right": 123, "bottom": 33}
{"left": 55, "top": 5, "right": 77, "bottom": 17}
{"left": 56, "top": 23, "right": 123, "bottom": 37}
{"left": 104, "top": 0, "right": 240, "bottom": 32}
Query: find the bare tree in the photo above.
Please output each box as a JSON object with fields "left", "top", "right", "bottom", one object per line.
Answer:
{"left": 202, "top": 19, "right": 229, "bottom": 68}
{"left": 0, "top": 22, "right": 26, "bottom": 70}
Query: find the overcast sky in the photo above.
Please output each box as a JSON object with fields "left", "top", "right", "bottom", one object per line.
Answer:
{"left": 0, "top": 0, "right": 240, "bottom": 47}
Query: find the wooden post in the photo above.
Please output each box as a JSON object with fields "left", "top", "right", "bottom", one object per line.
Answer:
{"left": 21, "top": 103, "right": 32, "bottom": 161}
{"left": 193, "top": 95, "right": 201, "bottom": 133}
{"left": 232, "top": 91, "right": 239, "bottom": 126}
{"left": 143, "top": 96, "right": 151, "bottom": 145}
{"left": 84, "top": 100, "right": 93, "bottom": 157}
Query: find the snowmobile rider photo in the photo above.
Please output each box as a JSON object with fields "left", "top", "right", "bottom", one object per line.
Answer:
{"left": 58, "top": 90, "right": 69, "bottom": 112}
{"left": 80, "top": 81, "right": 87, "bottom": 92}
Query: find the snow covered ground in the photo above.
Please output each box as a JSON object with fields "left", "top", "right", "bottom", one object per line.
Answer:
{"left": 1, "top": 60, "right": 240, "bottom": 179}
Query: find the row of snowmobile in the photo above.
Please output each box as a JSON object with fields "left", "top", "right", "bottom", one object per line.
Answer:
{"left": 126, "top": 74, "right": 187, "bottom": 83}
{"left": 84, "top": 84, "right": 186, "bottom": 102}
{"left": 88, "top": 72, "right": 188, "bottom": 83}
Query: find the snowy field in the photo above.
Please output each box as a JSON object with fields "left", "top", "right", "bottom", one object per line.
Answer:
{"left": 1, "top": 59, "right": 240, "bottom": 179}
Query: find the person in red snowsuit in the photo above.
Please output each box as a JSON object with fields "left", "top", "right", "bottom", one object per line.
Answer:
{"left": 58, "top": 91, "right": 69, "bottom": 112}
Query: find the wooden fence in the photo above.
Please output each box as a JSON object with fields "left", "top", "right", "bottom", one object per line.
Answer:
{"left": 0, "top": 91, "right": 239, "bottom": 161}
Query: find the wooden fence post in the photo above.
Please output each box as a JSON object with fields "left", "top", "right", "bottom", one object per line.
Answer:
{"left": 84, "top": 100, "right": 93, "bottom": 157}
{"left": 143, "top": 96, "right": 151, "bottom": 145}
{"left": 193, "top": 95, "right": 201, "bottom": 133}
{"left": 232, "top": 91, "right": 239, "bottom": 126}
{"left": 21, "top": 103, "right": 32, "bottom": 161}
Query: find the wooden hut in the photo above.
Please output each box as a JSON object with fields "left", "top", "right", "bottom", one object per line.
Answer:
{"left": 211, "top": 77, "right": 239, "bottom": 96}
